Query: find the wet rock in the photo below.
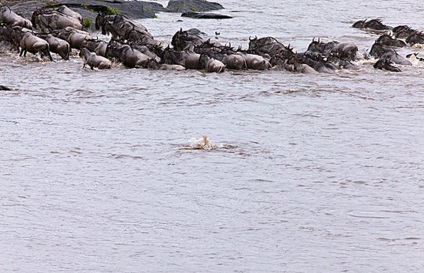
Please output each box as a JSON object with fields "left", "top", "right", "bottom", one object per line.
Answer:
{"left": 1, "top": 0, "right": 166, "bottom": 21}
{"left": 60, "top": 0, "right": 165, "bottom": 19}
{"left": 181, "top": 11, "right": 232, "bottom": 19}
{"left": 165, "top": 0, "right": 224, "bottom": 13}
{"left": 0, "top": 85, "right": 11, "bottom": 90}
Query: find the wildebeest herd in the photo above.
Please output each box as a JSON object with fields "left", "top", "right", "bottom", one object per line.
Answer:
{"left": 1, "top": 5, "right": 424, "bottom": 73}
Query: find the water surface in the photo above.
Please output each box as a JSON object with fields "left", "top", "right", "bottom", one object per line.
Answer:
{"left": 1, "top": 0, "right": 424, "bottom": 272}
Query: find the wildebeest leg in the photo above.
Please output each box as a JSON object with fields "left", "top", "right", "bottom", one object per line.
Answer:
{"left": 45, "top": 50, "right": 53, "bottom": 61}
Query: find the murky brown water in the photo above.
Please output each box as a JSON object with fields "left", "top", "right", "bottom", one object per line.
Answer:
{"left": 1, "top": 0, "right": 424, "bottom": 272}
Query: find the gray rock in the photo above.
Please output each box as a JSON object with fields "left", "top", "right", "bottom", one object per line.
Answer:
{"left": 2, "top": 0, "right": 166, "bottom": 21}
{"left": 181, "top": 11, "right": 232, "bottom": 19}
{"left": 165, "top": 0, "right": 224, "bottom": 13}
{"left": 0, "top": 85, "right": 11, "bottom": 90}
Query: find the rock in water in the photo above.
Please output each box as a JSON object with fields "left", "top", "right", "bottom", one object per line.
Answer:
{"left": 165, "top": 0, "right": 224, "bottom": 13}
{"left": 0, "top": 85, "right": 11, "bottom": 90}
{"left": 181, "top": 11, "right": 232, "bottom": 19}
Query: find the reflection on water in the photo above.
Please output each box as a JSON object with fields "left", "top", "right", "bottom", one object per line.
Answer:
{"left": 2, "top": 0, "right": 424, "bottom": 272}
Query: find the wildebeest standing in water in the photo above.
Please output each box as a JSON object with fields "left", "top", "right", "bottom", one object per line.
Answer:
{"left": 146, "top": 59, "right": 186, "bottom": 71}
{"left": 13, "top": 28, "right": 53, "bottom": 61}
{"left": 161, "top": 46, "right": 203, "bottom": 69}
{"left": 80, "top": 47, "right": 111, "bottom": 69}
{"left": 105, "top": 41, "right": 152, "bottom": 68}
{"left": 40, "top": 33, "right": 71, "bottom": 60}
{"left": 248, "top": 36, "right": 294, "bottom": 60}
{"left": 307, "top": 38, "right": 358, "bottom": 61}
{"left": 53, "top": 27, "right": 92, "bottom": 50}
{"left": 369, "top": 42, "right": 411, "bottom": 65}
{"left": 199, "top": 53, "right": 226, "bottom": 73}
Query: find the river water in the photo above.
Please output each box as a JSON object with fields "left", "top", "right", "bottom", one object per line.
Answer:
{"left": 1, "top": 0, "right": 424, "bottom": 272}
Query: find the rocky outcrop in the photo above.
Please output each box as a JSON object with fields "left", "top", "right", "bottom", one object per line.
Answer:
{"left": 1, "top": 0, "right": 225, "bottom": 21}
{"left": 165, "top": 0, "right": 224, "bottom": 13}
{"left": 181, "top": 11, "right": 231, "bottom": 19}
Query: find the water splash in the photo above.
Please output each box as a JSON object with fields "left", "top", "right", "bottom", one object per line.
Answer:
{"left": 187, "top": 135, "right": 216, "bottom": 150}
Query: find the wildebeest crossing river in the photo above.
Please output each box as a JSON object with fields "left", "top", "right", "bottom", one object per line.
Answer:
{"left": 1, "top": 0, "right": 424, "bottom": 272}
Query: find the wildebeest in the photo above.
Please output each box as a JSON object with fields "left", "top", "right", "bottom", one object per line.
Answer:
{"left": 80, "top": 37, "right": 108, "bottom": 57}
{"left": 373, "top": 58, "right": 401, "bottom": 72}
{"left": 235, "top": 52, "right": 272, "bottom": 70}
{"left": 106, "top": 41, "right": 152, "bottom": 68}
{"left": 43, "top": 33, "right": 71, "bottom": 60}
{"left": 146, "top": 59, "right": 186, "bottom": 71}
{"left": 307, "top": 38, "right": 358, "bottom": 61}
{"left": 369, "top": 42, "right": 411, "bottom": 65}
{"left": 95, "top": 13, "right": 155, "bottom": 45}
{"left": 248, "top": 36, "right": 294, "bottom": 60}
{"left": 0, "top": 23, "right": 20, "bottom": 51}
{"left": 406, "top": 32, "right": 424, "bottom": 46}
{"left": 129, "top": 43, "right": 161, "bottom": 62}
{"left": 279, "top": 54, "right": 318, "bottom": 74}
{"left": 353, "top": 19, "right": 391, "bottom": 33}
{"left": 295, "top": 52, "right": 337, "bottom": 73}
{"left": 221, "top": 53, "right": 247, "bottom": 70}
{"left": 0, "top": 6, "right": 33, "bottom": 29}
{"left": 171, "top": 28, "right": 206, "bottom": 51}
{"left": 199, "top": 54, "right": 226, "bottom": 73}
{"left": 31, "top": 7, "right": 83, "bottom": 32}
{"left": 191, "top": 42, "right": 248, "bottom": 70}
{"left": 15, "top": 29, "right": 53, "bottom": 61}
{"left": 161, "top": 46, "right": 203, "bottom": 69}
{"left": 375, "top": 34, "right": 406, "bottom": 48}
{"left": 54, "top": 27, "right": 92, "bottom": 49}
{"left": 392, "top": 25, "right": 416, "bottom": 39}
{"left": 80, "top": 47, "right": 111, "bottom": 69}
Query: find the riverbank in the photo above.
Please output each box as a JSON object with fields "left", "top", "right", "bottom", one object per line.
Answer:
{"left": 0, "top": 0, "right": 225, "bottom": 20}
